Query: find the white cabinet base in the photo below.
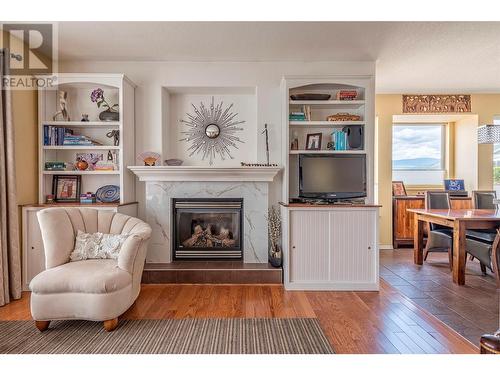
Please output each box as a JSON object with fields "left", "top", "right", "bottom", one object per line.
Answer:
{"left": 282, "top": 205, "right": 379, "bottom": 291}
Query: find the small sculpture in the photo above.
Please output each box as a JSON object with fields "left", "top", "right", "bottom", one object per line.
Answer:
{"left": 106, "top": 130, "right": 120, "bottom": 146}
{"left": 262, "top": 123, "right": 270, "bottom": 165}
{"left": 53, "top": 91, "right": 70, "bottom": 121}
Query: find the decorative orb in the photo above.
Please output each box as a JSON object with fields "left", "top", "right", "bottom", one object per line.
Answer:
{"left": 205, "top": 124, "right": 220, "bottom": 139}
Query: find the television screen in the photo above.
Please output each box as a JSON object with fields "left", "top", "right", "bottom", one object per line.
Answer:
{"left": 299, "top": 154, "right": 366, "bottom": 199}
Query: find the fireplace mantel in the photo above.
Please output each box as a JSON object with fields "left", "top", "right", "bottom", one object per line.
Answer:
{"left": 128, "top": 166, "right": 282, "bottom": 182}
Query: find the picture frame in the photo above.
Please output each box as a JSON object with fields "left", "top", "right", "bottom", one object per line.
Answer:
{"left": 444, "top": 179, "right": 465, "bottom": 191}
{"left": 52, "top": 175, "right": 81, "bottom": 202}
{"left": 392, "top": 181, "right": 407, "bottom": 196}
{"left": 305, "top": 133, "right": 322, "bottom": 150}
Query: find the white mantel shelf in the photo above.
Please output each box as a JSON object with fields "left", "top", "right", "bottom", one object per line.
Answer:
{"left": 128, "top": 166, "right": 282, "bottom": 182}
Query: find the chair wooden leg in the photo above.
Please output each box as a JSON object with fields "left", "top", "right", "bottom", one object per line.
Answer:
{"left": 480, "top": 263, "right": 487, "bottom": 276}
{"left": 448, "top": 248, "right": 453, "bottom": 271}
{"left": 35, "top": 320, "right": 50, "bottom": 332}
{"left": 103, "top": 318, "right": 119, "bottom": 332}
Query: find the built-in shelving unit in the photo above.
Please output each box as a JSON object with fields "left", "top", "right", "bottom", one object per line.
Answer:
{"left": 280, "top": 75, "right": 378, "bottom": 291}
{"left": 282, "top": 78, "right": 375, "bottom": 204}
{"left": 38, "top": 74, "right": 136, "bottom": 204}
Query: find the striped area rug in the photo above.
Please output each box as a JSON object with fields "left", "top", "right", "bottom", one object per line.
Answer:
{"left": 0, "top": 318, "right": 334, "bottom": 354}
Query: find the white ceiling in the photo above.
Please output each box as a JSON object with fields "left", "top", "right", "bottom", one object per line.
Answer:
{"left": 58, "top": 22, "right": 500, "bottom": 93}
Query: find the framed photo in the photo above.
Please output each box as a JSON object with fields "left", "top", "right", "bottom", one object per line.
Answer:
{"left": 392, "top": 181, "right": 407, "bottom": 196}
{"left": 444, "top": 179, "right": 465, "bottom": 191}
{"left": 52, "top": 175, "right": 81, "bottom": 202}
{"left": 306, "top": 133, "right": 322, "bottom": 150}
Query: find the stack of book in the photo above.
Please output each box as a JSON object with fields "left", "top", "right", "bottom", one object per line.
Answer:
{"left": 44, "top": 161, "right": 66, "bottom": 171}
{"left": 63, "top": 134, "right": 98, "bottom": 146}
{"left": 80, "top": 192, "right": 96, "bottom": 204}
{"left": 94, "top": 161, "right": 117, "bottom": 171}
{"left": 289, "top": 111, "right": 307, "bottom": 121}
{"left": 289, "top": 106, "right": 312, "bottom": 121}
{"left": 331, "top": 130, "right": 348, "bottom": 150}
{"left": 44, "top": 126, "right": 74, "bottom": 145}
{"left": 336, "top": 90, "right": 358, "bottom": 101}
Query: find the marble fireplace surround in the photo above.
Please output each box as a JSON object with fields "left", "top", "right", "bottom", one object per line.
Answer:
{"left": 129, "top": 167, "right": 281, "bottom": 263}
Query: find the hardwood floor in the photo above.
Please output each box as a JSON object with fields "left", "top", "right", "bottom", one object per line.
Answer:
{"left": 0, "top": 280, "right": 478, "bottom": 354}
{"left": 380, "top": 249, "right": 499, "bottom": 345}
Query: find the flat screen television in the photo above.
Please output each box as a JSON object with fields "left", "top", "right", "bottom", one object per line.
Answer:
{"left": 299, "top": 154, "right": 366, "bottom": 200}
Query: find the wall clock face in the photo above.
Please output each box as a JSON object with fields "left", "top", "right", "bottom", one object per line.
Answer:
{"left": 180, "top": 97, "right": 245, "bottom": 165}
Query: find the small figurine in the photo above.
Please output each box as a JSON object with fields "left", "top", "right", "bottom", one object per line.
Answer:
{"left": 106, "top": 130, "right": 120, "bottom": 146}
{"left": 81, "top": 114, "right": 89, "bottom": 122}
{"left": 291, "top": 131, "right": 299, "bottom": 150}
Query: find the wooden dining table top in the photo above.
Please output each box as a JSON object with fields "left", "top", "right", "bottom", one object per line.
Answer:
{"left": 407, "top": 208, "right": 500, "bottom": 221}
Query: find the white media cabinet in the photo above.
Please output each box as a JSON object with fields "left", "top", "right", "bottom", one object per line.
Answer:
{"left": 280, "top": 75, "right": 379, "bottom": 291}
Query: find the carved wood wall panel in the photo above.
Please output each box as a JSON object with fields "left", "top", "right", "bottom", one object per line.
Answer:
{"left": 402, "top": 95, "right": 471, "bottom": 113}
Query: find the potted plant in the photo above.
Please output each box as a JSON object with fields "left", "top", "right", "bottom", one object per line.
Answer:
{"left": 91, "top": 88, "right": 119, "bottom": 121}
{"left": 268, "top": 205, "right": 282, "bottom": 267}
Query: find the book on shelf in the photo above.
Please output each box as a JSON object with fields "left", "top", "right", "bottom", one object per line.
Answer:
{"left": 80, "top": 193, "right": 96, "bottom": 204}
{"left": 336, "top": 90, "right": 358, "bottom": 101}
{"left": 331, "top": 130, "right": 348, "bottom": 150}
{"left": 43, "top": 125, "right": 102, "bottom": 146}
{"left": 44, "top": 161, "right": 66, "bottom": 170}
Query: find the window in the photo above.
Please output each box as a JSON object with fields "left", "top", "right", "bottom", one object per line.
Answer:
{"left": 392, "top": 124, "right": 446, "bottom": 185}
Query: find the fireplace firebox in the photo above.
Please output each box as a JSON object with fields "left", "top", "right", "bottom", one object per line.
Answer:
{"left": 172, "top": 198, "right": 243, "bottom": 259}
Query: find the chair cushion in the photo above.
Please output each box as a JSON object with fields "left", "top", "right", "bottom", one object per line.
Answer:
{"left": 30, "top": 259, "right": 132, "bottom": 294}
{"left": 466, "top": 229, "right": 497, "bottom": 243}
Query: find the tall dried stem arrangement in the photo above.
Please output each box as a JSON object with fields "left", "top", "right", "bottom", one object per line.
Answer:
{"left": 268, "top": 205, "right": 281, "bottom": 257}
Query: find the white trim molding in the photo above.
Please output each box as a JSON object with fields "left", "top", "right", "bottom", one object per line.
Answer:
{"left": 128, "top": 166, "right": 282, "bottom": 182}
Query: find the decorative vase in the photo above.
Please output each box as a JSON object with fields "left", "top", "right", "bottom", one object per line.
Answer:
{"left": 99, "top": 109, "right": 119, "bottom": 122}
{"left": 269, "top": 244, "right": 282, "bottom": 268}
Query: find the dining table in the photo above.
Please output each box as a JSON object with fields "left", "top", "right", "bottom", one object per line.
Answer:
{"left": 407, "top": 208, "right": 500, "bottom": 285}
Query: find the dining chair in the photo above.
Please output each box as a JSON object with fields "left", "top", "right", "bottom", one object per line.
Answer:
{"left": 466, "top": 191, "right": 499, "bottom": 275}
{"left": 473, "top": 190, "right": 497, "bottom": 210}
{"left": 466, "top": 229, "right": 500, "bottom": 282}
{"left": 424, "top": 191, "right": 453, "bottom": 269}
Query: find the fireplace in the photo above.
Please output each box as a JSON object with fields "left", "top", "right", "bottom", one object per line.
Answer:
{"left": 172, "top": 198, "right": 243, "bottom": 259}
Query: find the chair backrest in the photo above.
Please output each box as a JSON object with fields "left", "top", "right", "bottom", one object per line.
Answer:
{"left": 425, "top": 191, "right": 450, "bottom": 231}
{"left": 425, "top": 191, "right": 450, "bottom": 209}
{"left": 473, "top": 191, "right": 497, "bottom": 209}
{"left": 37, "top": 207, "right": 151, "bottom": 269}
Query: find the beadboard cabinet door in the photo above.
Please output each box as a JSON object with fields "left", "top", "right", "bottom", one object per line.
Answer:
{"left": 286, "top": 207, "right": 379, "bottom": 290}
{"left": 290, "top": 210, "right": 330, "bottom": 283}
{"left": 329, "top": 209, "right": 377, "bottom": 285}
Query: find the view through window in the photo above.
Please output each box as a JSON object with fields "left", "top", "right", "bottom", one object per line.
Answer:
{"left": 392, "top": 124, "right": 445, "bottom": 185}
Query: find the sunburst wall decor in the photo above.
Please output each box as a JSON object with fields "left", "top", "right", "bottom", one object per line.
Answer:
{"left": 180, "top": 97, "right": 245, "bottom": 165}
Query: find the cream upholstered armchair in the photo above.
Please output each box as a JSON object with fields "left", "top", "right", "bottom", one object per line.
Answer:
{"left": 30, "top": 208, "right": 151, "bottom": 332}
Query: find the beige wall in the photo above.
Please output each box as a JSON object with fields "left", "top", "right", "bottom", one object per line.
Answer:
{"left": 12, "top": 89, "right": 38, "bottom": 206}
{"left": 376, "top": 94, "right": 500, "bottom": 247}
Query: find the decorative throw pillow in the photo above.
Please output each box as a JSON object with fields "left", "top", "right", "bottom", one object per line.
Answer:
{"left": 70, "top": 230, "right": 129, "bottom": 262}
